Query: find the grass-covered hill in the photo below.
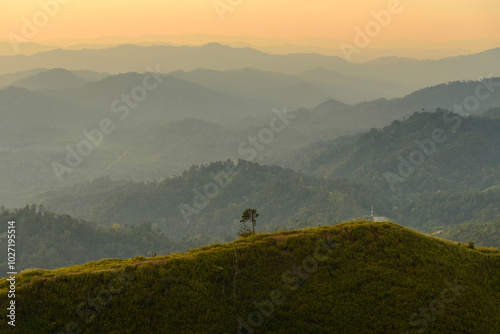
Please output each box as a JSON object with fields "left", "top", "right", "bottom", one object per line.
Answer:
{"left": 1, "top": 221, "right": 499, "bottom": 333}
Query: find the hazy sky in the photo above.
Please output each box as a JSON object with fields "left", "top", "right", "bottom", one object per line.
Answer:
{"left": 1, "top": 0, "right": 499, "bottom": 43}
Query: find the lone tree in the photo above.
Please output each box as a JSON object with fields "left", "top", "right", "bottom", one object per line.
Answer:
{"left": 240, "top": 208, "right": 259, "bottom": 235}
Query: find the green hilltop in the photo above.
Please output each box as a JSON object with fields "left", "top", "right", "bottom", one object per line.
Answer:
{"left": 1, "top": 221, "right": 499, "bottom": 333}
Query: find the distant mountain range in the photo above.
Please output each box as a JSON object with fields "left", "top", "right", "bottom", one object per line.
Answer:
{"left": 10, "top": 68, "right": 94, "bottom": 90}
{"left": 2, "top": 66, "right": 499, "bottom": 138}
{"left": 1, "top": 72, "right": 500, "bottom": 210}
{"left": 2, "top": 36, "right": 498, "bottom": 60}
{"left": 2, "top": 34, "right": 500, "bottom": 334}
{"left": 170, "top": 67, "right": 408, "bottom": 105}
{"left": 1, "top": 44, "right": 499, "bottom": 96}
{"left": 0, "top": 68, "right": 108, "bottom": 89}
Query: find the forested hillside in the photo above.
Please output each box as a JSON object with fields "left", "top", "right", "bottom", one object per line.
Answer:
{"left": 389, "top": 188, "right": 500, "bottom": 230}
{"left": 287, "top": 111, "right": 500, "bottom": 195}
{"left": 0, "top": 205, "right": 209, "bottom": 272}
{"left": 37, "top": 160, "right": 379, "bottom": 239}
{"left": 281, "top": 111, "right": 500, "bottom": 230}
{"left": 440, "top": 221, "right": 500, "bottom": 249}
{"left": 36, "top": 157, "right": 500, "bottom": 238}
{"left": 2, "top": 76, "right": 500, "bottom": 209}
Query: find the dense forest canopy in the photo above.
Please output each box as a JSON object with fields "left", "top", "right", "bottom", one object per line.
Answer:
{"left": 0, "top": 205, "right": 209, "bottom": 272}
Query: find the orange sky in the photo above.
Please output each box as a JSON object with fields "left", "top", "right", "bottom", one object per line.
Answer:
{"left": 1, "top": 0, "right": 499, "bottom": 44}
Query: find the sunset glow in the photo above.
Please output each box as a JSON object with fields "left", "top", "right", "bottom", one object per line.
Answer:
{"left": 1, "top": 0, "right": 499, "bottom": 45}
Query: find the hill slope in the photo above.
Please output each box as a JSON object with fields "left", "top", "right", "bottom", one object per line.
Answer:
{"left": 36, "top": 156, "right": 500, "bottom": 237}
{"left": 36, "top": 160, "right": 378, "bottom": 239}
{"left": 11, "top": 68, "right": 89, "bottom": 90}
{"left": 439, "top": 221, "right": 500, "bottom": 249}
{"left": 1, "top": 221, "right": 499, "bottom": 333}
{"left": 287, "top": 111, "right": 500, "bottom": 195}
{"left": 285, "top": 111, "right": 500, "bottom": 230}
{"left": 0, "top": 205, "right": 210, "bottom": 272}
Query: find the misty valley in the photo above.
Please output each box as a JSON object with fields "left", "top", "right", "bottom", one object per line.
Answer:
{"left": 0, "top": 4, "right": 500, "bottom": 332}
